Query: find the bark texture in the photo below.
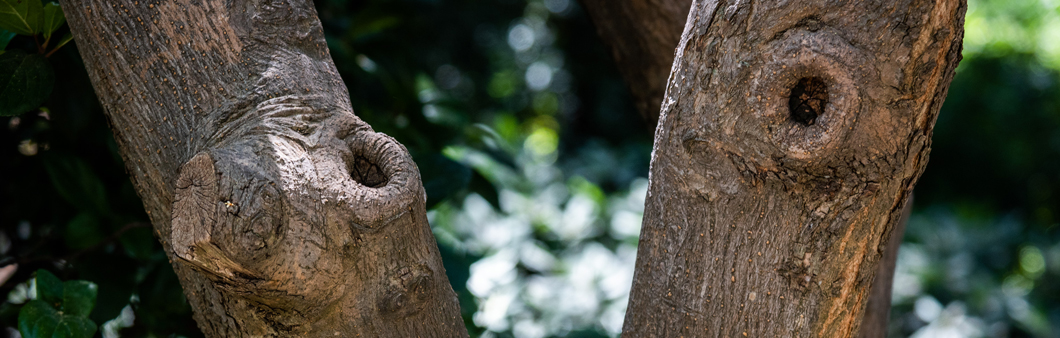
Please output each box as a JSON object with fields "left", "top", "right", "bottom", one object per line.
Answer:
{"left": 582, "top": 0, "right": 916, "bottom": 333}
{"left": 857, "top": 196, "right": 911, "bottom": 338}
{"left": 622, "top": 0, "right": 964, "bottom": 336}
{"left": 61, "top": 1, "right": 467, "bottom": 336}
{"left": 580, "top": 0, "right": 691, "bottom": 127}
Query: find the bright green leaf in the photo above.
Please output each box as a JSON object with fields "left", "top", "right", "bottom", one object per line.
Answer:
{"left": 0, "top": 50, "right": 54, "bottom": 116}
{"left": 34, "top": 270, "right": 64, "bottom": 308}
{"left": 0, "top": 0, "right": 44, "bottom": 36}
{"left": 40, "top": 2, "right": 60, "bottom": 39}
{"left": 61, "top": 280, "right": 97, "bottom": 317}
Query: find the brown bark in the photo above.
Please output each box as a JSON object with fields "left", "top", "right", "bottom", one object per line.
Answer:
{"left": 60, "top": 0, "right": 467, "bottom": 336}
{"left": 621, "top": 0, "right": 964, "bottom": 337}
{"left": 858, "top": 196, "right": 912, "bottom": 338}
{"left": 582, "top": 0, "right": 916, "bottom": 333}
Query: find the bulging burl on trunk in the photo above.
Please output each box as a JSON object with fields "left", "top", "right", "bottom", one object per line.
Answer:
{"left": 62, "top": 0, "right": 467, "bottom": 336}
{"left": 170, "top": 94, "right": 462, "bottom": 335}
{"left": 170, "top": 93, "right": 458, "bottom": 335}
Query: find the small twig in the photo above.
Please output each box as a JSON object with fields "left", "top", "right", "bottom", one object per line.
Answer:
{"left": 44, "top": 46, "right": 60, "bottom": 58}
{"left": 33, "top": 35, "right": 43, "bottom": 54}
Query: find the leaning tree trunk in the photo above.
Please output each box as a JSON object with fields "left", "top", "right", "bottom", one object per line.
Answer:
{"left": 620, "top": 0, "right": 964, "bottom": 336}
{"left": 60, "top": 1, "right": 467, "bottom": 336}
{"left": 581, "top": 0, "right": 920, "bottom": 334}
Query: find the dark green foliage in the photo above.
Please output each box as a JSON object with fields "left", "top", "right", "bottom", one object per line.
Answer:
{"left": 40, "top": 2, "right": 62, "bottom": 40}
{"left": 0, "top": 50, "right": 53, "bottom": 116}
{"left": 0, "top": 0, "right": 44, "bottom": 36}
{"left": 0, "top": 1, "right": 68, "bottom": 116}
{"left": 17, "top": 270, "right": 97, "bottom": 338}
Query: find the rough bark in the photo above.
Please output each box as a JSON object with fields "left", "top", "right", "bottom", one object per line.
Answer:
{"left": 583, "top": 0, "right": 916, "bottom": 333}
{"left": 60, "top": 0, "right": 467, "bottom": 336}
{"left": 621, "top": 0, "right": 964, "bottom": 337}
{"left": 857, "top": 196, "right": 911, "bottom": 338}
{"left": 580, "top": 0, "right": 691, "bottom": 127}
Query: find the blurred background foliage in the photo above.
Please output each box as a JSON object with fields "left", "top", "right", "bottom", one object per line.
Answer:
{"left": 0, "top": 0, "right": 1057, "bottom": 337}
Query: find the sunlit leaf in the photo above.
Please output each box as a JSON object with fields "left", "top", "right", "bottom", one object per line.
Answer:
{"left": 40, "top": 2, "right": 61, "bottom": 40}
{"left": 0, "top": 0, "right": 43, "bottom": 36}
{"left": 0, "top": 49, "right": 53, "bottom": 116}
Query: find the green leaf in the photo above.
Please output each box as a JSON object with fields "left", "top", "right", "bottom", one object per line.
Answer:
{"left": 0, "top": 28, "right": 14, "bottom": 50}
{"left": 0, "top": 0, "right": 43, "bottom": 36}
{"left": 42, "top": 156, "right": 109, "bottom": 215}
{"left": 65, "top": 213, "right": 104, "bottom": 250}
{"left": 51, "top": 316, "right": 96, "bottom": 338}
{"left": 61, "top": 280, "right": 97, "bottom": 317}
{"left": 40, "top": 2, "right": 60, "bottom": 39}
{"left": 18, "top": 300, "right": 57, "bottom": 338}
{"left": 19, "top": 300, "right": 97, "bottom": 338}
{"left": 0, "top": 49, "right": 54, "bottom": 116}
{"left": 34, "top": 269, "right": 64, "bottom": 308}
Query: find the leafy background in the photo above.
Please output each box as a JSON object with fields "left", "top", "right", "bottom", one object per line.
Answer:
{"left": 0, "top": 0, "right": 1058, "bottom": 337}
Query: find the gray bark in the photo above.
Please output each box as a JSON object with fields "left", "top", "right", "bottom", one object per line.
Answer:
{"left": 60, "top": 0, "right": 467, "bottom": 336}
{"left": 620, "top": 0, "right": 964, "bottom": 336}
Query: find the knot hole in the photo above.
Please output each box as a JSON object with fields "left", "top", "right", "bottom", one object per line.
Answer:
{"left": 351, "top": 155, "right": 388, "bottom": 188}
{"left": 788, "top": 77, "right": 828, "bottom": 126}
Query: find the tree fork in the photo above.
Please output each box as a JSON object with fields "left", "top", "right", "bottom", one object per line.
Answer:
{"left": 620, "top": 0, "right": 964, "bottom": 336}
{"left": 61, "top": 0, "right": 467, "bottom": 336}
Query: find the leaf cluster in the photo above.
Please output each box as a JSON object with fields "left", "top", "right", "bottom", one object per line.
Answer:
{"left": 18, "top": 270, "right": 97, "bottom": 338}
{"left": 0, "top": 0, "right": 71, "bottom": 116}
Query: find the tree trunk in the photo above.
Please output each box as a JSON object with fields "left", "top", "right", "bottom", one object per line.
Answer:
{"left": 582, "top": 0, "right": 920, "bottom": 334}
{"left": 60, "top": 1, "right": 467, "bottom": 336}
{"left": 580, "top": 0, "right": 691, "bottom": 127}
{"left": 620, "top": 0, "right": 964, "bottom": 337}
{"left": 857, "top": 196, "right": 911, "bottom": 338}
